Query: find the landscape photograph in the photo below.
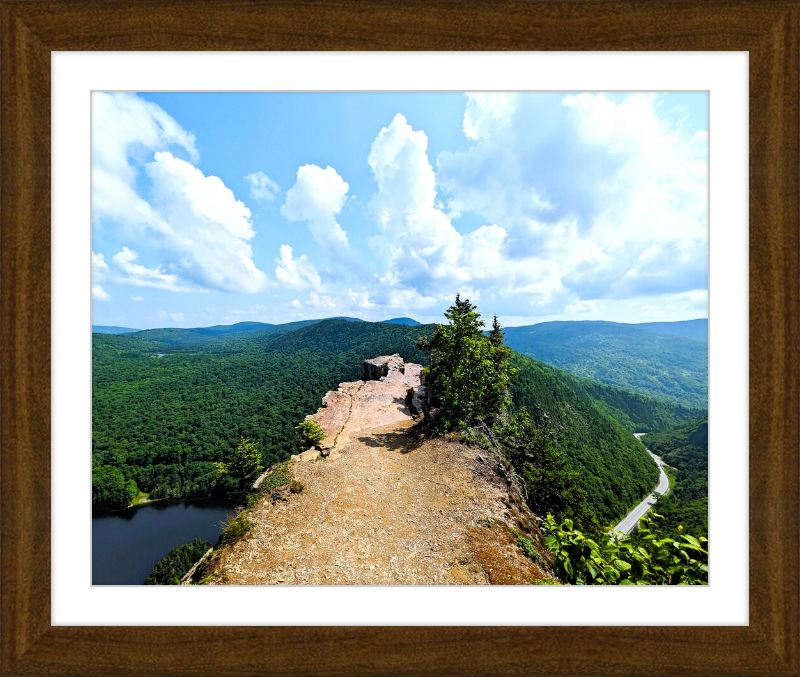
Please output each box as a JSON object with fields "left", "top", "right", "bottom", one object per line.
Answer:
{"left": 92, "top": 91, "right": 708, "bottom": 586}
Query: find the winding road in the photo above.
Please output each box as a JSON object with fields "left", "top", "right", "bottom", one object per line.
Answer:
{"left": 612, "top": 433, "right": 670, "bottom": 537}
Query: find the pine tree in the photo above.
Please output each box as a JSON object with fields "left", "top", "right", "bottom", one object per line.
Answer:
{"left": 217, "top": 438, "right": 264, "bottom": 496}
{"left": 488, "top": 315, "right": 504, "bottom": 347}
{"left": 418, "top": 295, "right": 513, "bottom": 430}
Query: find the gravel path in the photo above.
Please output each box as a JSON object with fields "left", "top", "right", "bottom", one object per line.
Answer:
{"left": 208, "top": 363, "right": 550, "bottom": 585}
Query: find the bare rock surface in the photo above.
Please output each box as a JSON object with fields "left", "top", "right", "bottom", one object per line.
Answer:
{"left": 208, "top": 356, "right": 551, "bottom": 585}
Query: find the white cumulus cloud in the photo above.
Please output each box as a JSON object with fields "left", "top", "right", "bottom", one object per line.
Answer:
{"left": 274, "top": 244, "right": 323, "bottom": 290}
{"left": 92, "top": 92, "right": 268, "bottom": 294}
{"left": 282, "top": 165, "right": 350, "bottom": 256}
{"left": 112, "top": 246, "right": 195, "bottom": 292}
{"left": 435, "top": 92, "right": 708, "bottom": 308}
{"left": 368, "top": 114, "right": 466, "bottom": 293}
{"left": 92, "top": 285, "right": 111, "bottom": 301}
{"left": 245, "top": 171, "right": 281, "bottom": 202}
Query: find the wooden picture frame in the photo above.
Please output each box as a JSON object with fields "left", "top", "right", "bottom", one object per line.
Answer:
{"left": 2, "top": 1, "right": 797, "bottom": 675}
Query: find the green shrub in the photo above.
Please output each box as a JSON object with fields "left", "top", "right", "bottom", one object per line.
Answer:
{"left": 295, "top": 420, "right": 326, "bottom": 449}
{"left": 218, "top": 512, "right": 254, "bottom": 547}
{"left": 258, "top": 462, "right": 291, "bottom": 494}
{"left": 541, "top": 511, "right": 708, "bottom": 585}
{"left": 290, "top": 480, "right": 305, "bottom": 494}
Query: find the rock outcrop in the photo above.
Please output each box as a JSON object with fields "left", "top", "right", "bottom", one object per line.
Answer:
{"left": 405, "top": 384, "right": 428, "bottom": 417}
{"left": 361, "top": 354, "right": 405, "bottom": 381}
{"left": 202, "top": 355, "right": 554, "bottom": 585}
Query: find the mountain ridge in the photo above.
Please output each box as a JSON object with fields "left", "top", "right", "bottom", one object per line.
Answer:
{"left": 197, "top": 354, "right": 555, "bottom": 585}
{"left": 92, "top": 319, "right": 695, "bottom": 519}
{"left": 504, "top": 320, "right": 707, "bottom": 407}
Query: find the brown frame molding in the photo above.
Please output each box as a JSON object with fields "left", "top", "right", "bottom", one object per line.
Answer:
{"left": 2, "top": 1, "right": 797, "bottom": 675}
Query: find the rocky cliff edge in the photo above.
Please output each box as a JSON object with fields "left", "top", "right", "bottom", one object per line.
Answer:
{"left": 202, "top": 355, "right": 553, "bottom": 585}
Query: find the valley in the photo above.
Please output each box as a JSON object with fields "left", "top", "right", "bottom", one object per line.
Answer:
{"left": 92, "top": 314, "right": 708, "bottom": 585}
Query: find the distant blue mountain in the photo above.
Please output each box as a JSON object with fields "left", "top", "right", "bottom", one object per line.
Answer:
{"left": 92, "top": 325, "right": 140, "bottom": 335}
{"left": 634, "top": 319, "right": 707, "bottom": 342}
{"left": 191, "top": 321, "right": 273, "bottom": 336}
{"left": 382, "top": 317, "right": 422, "bottom": 326}
{"left": 503, "top": 319, "right": 707, "bottom": 408}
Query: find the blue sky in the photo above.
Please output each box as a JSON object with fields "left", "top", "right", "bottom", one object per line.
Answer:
{"left": 91, "top": 91, "right": 708, "bottom": 329}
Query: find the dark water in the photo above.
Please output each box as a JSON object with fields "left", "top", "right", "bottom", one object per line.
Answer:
{"left": 92, "top": 497, "right": 235, "bottom": 585}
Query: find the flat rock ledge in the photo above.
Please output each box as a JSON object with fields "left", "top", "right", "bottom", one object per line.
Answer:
{"left": 291, "top": 355, "right": 423, "bottom": 463}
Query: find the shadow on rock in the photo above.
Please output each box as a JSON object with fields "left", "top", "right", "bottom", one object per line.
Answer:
{"left": 357, "top": 429, "right": 426, "bottom": 454}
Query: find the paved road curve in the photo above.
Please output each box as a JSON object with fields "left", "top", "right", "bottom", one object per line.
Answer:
{"left": 612, "top": 433, "right": 670, "bottom": 537}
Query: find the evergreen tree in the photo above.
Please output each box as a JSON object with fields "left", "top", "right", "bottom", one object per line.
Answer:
{"left": 488, "top": 315, "right": 504, "bottom": 347}
{"left": 217, "top": 437, "right": 264, "bottom": 496}
{"left": 496, "top": 410, "right": 598, "bottom": 535}
{"left": 417, "top": 295, "right": 514, "bottom": 430}
{"left": 295, "top": 419, "right": 326, "bottom": 450}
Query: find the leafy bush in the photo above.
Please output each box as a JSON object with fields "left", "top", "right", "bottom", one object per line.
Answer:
{"left": 295, "top": 420, "right": 326, "bottom": 449}
{"left": 144, "top": 539, "right": 211, "bottom": 585}
{"left": 290, "top": 480, "right": 305, "bottom": 494}
{"left": 541, "top": 512, "right": 708, "bottom": 585}
{"left": 218, "top": 512, "right": 254, "bottom": 547}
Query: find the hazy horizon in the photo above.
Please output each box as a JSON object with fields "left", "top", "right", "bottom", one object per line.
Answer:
{"left": 92, "top": 315, "right": 709, "bottom": 333}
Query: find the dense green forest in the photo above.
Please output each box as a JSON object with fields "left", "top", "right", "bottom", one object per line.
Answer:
{"left": 509, "top": 353, "right": 658, "bottom": 524}
{"left": 144, "top": 538, "right": 211, "bottom": 585}
{"left": 92, "top": 321, "right": 432, "bottom": 509}
{"left": 93, "top": 318, "right": 696, "bottom": 523}
{"left": 641, "top": 418, "right": 708, "bottom": 537}
{"left": 503, "top": 320, "right": 708, "bottom": 408}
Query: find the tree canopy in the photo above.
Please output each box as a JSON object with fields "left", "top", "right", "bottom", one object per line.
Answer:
{"left": 417, "top": 294, "right": 516, "bottom": 430}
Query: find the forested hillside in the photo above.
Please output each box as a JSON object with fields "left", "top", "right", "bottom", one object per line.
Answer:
{"left": 509, "top": 353, "right": 658, "bottom": 524}
{"left": 503, "top": 320, "right": 708, "bottom": 408}
{"left": 635, "top": 319, "right": 707, "bottom": 342}
{"left": 565, "top": 375, "right": 705, "bottom": 433}
{"left": 93, "top": 319, "right": 675, "bottom": 520}
{"left": 641, "top": 418, "right": 708, "bottom": 537}
{"left": 92, "top": 321, "right": 432, "bottom": 509}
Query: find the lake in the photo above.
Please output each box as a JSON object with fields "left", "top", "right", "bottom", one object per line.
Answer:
{"left": 92, "top": 497, "right": 235, "bottom": 585}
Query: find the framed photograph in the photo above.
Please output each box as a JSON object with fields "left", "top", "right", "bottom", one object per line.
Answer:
{"left": 2, "top": 2, "right": 798, "bottom": 676}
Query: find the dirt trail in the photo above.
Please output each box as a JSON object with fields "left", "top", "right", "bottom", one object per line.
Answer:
{"left": 208, "top": 358, "right": 550, "bottom": 585}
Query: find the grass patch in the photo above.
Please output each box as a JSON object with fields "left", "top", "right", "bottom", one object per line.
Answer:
{"left": 218, "top": 512, "right": 254, "bottom": 547}
{"left": 131, "top": 491, "right": 150, "bottom": 506}
{"left": 246, "top": 462, "right": 292, "bottom": 508}
{"left": 290, "top": 480, "right": 305, "bottom": 494}
{"left": 511, "top": 527, "right": 542, "bottom": 564}
{"left": 258, "top": 462, "right": 292, "bottom": 494}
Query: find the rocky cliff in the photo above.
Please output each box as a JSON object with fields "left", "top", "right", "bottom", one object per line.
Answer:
{"left": 200, "top": 355, "right": 553, "bottom": 585}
